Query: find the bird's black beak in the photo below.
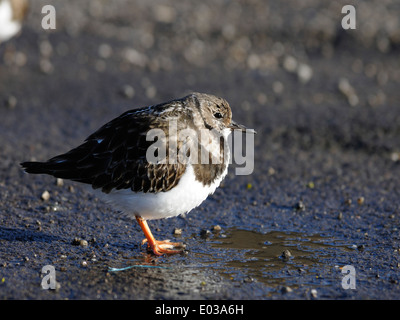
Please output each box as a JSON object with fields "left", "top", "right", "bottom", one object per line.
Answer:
{"left": 229, "top": 120, "right": 256, "bottom": 134}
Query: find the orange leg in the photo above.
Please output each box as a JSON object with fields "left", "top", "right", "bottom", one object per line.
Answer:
{"left": 135, "top": 217, "right": 185, "bottom": 256}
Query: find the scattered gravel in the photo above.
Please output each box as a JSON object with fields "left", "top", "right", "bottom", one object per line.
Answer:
{"left": 1, "top": 0, "right": 399, "bottom": 300}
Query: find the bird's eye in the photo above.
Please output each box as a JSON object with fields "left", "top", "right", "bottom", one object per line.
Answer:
{"left": 214, "top": 112, "right": 223, "bottom": 119}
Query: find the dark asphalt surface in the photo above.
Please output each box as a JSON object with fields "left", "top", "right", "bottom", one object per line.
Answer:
{"left": 1, "top": 1, "right": 400, "bottom": 300}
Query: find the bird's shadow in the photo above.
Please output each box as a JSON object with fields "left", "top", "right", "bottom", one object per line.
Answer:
{"left": 0, "top": 226, "right": 62, "bottom": 243}
{"left": 0, "top": 226, "right": 138, "bottom": 252}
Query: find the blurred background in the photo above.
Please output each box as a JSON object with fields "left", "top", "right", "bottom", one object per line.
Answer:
{"left": 2, "top": 0, "right": 400, "bottom": 166}
{"left": 1, "top": 0, "right": 400, "bottom": 299}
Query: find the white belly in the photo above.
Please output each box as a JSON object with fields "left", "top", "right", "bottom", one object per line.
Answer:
{"left": 97, "top": 164, "right": 228, "bottom": 220}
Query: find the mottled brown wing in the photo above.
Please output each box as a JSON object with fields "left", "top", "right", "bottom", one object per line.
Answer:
{"left": 21, "top": 107, "right": 187, "bottom": 194}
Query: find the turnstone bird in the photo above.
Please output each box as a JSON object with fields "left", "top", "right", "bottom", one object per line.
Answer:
{"left": 21, "top": 93, "right": 254, "bottom": 255}
{"left": 0, "top": 0, "right": 28, "bottom": 43}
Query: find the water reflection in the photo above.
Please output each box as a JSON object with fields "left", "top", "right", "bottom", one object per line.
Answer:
{"left": 206, "top": 228, "right": 353, "bottom": 288}
{"left": 110, "top": 228, "right": 354, "bottom": 297}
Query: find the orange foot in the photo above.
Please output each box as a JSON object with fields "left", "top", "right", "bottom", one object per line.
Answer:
{"left": 136, "top": 216, "right": 186, "bottom": 256}
{"left": 142, "top": 238, "right": 185, "bottom": 256}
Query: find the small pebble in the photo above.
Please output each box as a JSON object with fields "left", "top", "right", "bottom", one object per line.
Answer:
{"left": 120, "top": 85, "right": 135, "bottom": 99}
{"left": 200, "top": 229, "right": 211, "bottom": 238}
{"left": 54, "top": 281, "right": 61, "bottom": 291}
{"left": 41, "top": 191, "right": 50, "bottom": 201}
{"left": 153, "top": 5, "right": 176, "bottom": 23}
{"left": 123, "top": 48, "right": 148, "bottom": 67}
{"left": 297, "top": 63, "right": 313, "bottom": 84}
{"left": 338, "top": 78, "right": 359, "bottom": 106}
{"left": 243, "top": 276, "right": 254, "bottom": 283}
{"left": 81, "top": 261, "right": 88, "bottom": 267}
{"left": 344, "top": 198, "right": 352, "bottom": 206}
{"left": 80, "top": 239, "right": 88, "bottom": 247}
{"left": 294, "top": 201, "right": 305, "bottom": 211}
{"left": 283, "top": 55, "right": 297, "bottom": 72}
{"left": 39, "top": 58, "right": 54, "bottom": 74}
{"left": 272, "top": 81, "right": 284, "bottom": 95}
{"left": 5, "top": 95, "right": 17, "bottom": 109}
{"left": 14, "top": 52, "right": 27, "bottom": 67}
{"left": 282, "top": 286, "right": 293, "bottom": 294}
{"left": 56, "top": 178, "right": 64, "bottom": 187}
{"left": 390, "top": 152, "right": 400, "bottom": 162}
{"left": 39, "top": 40, "right": 53, "bottom": 57}
{"left": 310, "top": 289, "right": 318, "bottom": 298}
{"left": 173, "top": 228, "right": 182, "bottom": 235}
{"left": 72, "top": 238, "right": 88, "bottom": 247}
{"left": 213, "top": 225, "right": 222, "bottom": 232}
{"left": 98, "top": 43, "right": 112, "bottom": 59}
{"left": 357, "top": 197, "right": 365, "bottom": 205}
{"left": 281, "top": 249, "right": 292, "bottom": 260}
{"left": 267, "top": 167, "right": 275, "bottom": 175}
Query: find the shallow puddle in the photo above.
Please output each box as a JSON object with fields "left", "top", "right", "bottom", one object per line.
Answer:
{"left": 205, "top": 228, "right": 353, "bottom": 290}
{"left": 108, "top": 228, "right": 355, "bottom": 297}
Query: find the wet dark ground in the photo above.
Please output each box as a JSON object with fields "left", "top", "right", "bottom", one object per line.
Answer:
{"left": 1, "top": 1, "right": 400, "bottom": 300}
